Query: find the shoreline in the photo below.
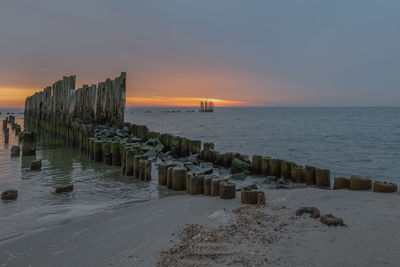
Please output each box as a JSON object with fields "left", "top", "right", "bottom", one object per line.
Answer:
{"left": 1, "top": 188, "right": 399, "bottom": 266}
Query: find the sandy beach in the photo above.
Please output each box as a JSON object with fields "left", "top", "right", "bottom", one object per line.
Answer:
{"left": 1, "top": 187, "right": 399, "bottom": 267}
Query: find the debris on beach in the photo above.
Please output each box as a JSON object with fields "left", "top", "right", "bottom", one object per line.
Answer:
{"left": 320, "top": 214, "right": 345, "bottom": 227}
{"left": 158, "top": 205, "right": 297, "bottom": 266}
{"left": 295, "top": 207, "right": 321, "bottom": 219}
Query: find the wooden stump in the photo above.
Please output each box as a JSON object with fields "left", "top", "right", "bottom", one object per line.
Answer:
{"left": 158, "top": 162, "right": 176, "bottom": 185}
{"left": 290, "top": 164, "right": 305, "bottom": 183}
{"left": 134, "top": 155, "right": 147, "bottom": 178}
{"left": 350, "top": 176, "right": 372, "bottom": 191}
{"left": 257, "top": 192, "right": 266, "bottom": 205}
{"left": 172, "top": 167, "right": 187, "bottom": 190}
{"left": 251, "top": 155, "right": 262, "bottom": 174}
{"left": 190, "top": 175, "right": 205, "bottom": 195}
{"left": 210, "top": 178, "right": 228, "bottom": 196}
{"left": 269, "top": 159, "right": 281, "bottom": 177}
{"left": 280, "top": 160, "right": 290, "bottom": 179}
{"left": 204, "top": 175, "right": 216, "bottom": 195}
{"left": 186, "top": 172, "right": 194, "bottom": 193}
{"left": 373, "top": 181, "right": 397, "bottom": 193}
{"left": 139, "top": 160, "right": 146, "bottom": 180}
{"left": 219, "top": 182, "right": 236, "bottom": 199}
{"left": 315, "top": 168, "right": 331, "bottom": 187}
{"left": 94, "top": 140, "right": 103, "bottom": 162}
{"left": 261, "top": 157, "right": 271, "bottom": 176}
{"left": 304, "top": 166, "right": 316, "bottom": 185}
{"left": 241, "top": 187, "right": 258, "bottom": 204}
{"left": 125, "top": 150, "right": 137, "bottom": 176}
{"left": 167, "top": 167, "right": 174, "bottom": 189}
{"left": 333, "top": 177, "right": 350, "bottom": 190}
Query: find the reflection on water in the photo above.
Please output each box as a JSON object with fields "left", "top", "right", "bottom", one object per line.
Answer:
{"left": 0, "top": 111, "right": 171, "bottom": 240}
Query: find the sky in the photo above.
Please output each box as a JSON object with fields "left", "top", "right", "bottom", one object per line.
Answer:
{"left": 0, "top": 0, "right": 399, "bottom": 107}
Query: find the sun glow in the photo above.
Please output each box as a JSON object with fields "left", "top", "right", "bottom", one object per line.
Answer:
{"left": 126, "top": 96, "right": 247, "bottom": 107}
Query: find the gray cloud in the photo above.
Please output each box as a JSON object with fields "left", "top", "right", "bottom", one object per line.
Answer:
{"left": 1, "top": 0, "right": 399, "bottom": 106}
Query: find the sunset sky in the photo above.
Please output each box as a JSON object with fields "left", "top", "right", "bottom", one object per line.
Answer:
{"left": 1, "top": 0, "right": 400, "bottom": 108}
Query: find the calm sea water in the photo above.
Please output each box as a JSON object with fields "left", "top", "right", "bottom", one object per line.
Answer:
{"left": 0, "top": 107, "right": 399, "bottom": 240}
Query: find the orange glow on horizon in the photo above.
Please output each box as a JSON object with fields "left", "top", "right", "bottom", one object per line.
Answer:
{"left": 0, "top": 87, "right": 38, "bottom": 108}
{"left": 126, "top": 96, "right": 248, "bottom": 107}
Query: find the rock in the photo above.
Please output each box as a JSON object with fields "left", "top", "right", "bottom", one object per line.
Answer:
{"left": 373, "top": 181, "right": 397, "bottom": 193}
{"left": 249, "top": 184, "right": 258, "bottom": 189}
{"left": 11, "top": 146, "right": 20, "bottom": 157}
{"left": 30, "top": 159, "right": 42, "bottom": 171}
{"left": 203, "top": 143, "right": 214, "bottom": 151}
{"left": 251, "top": 155, "right": 262, "bottom": 174}
{"left": 145, "top": 138, "right": 164, "bottom": 152}
{"left": 295, "top": 207, "right": 320, "bottom": 218}
{"left": 304, "top": 166, "right": 316, "bottom": 185}
{"left": 350, "top": 176, "right": 372, "bottom": 191}
{"left": 55, "top": 184, "right": 74, "bottom": 193}
{"left": 1, "top": 190, "right": 18, "bottom": 200}
{"left": 219, "top": 181, "right": 236, "bottom": 199}
{"left": 333, "top": 177, "right": 350, "bottom": 190}
{"left": 230, "top": 173, "right": 247, "bottom": 180}
{"left": 185, "top": 164, "right": 212, "bottom": 175}
{"left": 274, "top": 184, "right": 290, "bottom": 189}
{"left": 320, "top": 214, "right": 345, "bottom": 226}
{"left": 172, "top": 167, "right": 187, "bottom": 190}
{"left": 231, "top": 158, "right": 251, "bottom": 173}
{"left": 190, "top": 140, "right": 201, "bottom": 155}
{"left": 315, "top": 168, "right": 331, "bottom": 187}
{"left": 190, "top": 175, "right": 205, "bottom": 195}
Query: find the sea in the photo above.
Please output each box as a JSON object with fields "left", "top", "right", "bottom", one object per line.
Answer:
{"left": 0, "top": 107, "right": 399, "bottom": 240}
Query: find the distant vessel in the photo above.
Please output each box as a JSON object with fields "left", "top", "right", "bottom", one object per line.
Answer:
{"left": 200, "top": 100, "right": 214, "bottom": 112}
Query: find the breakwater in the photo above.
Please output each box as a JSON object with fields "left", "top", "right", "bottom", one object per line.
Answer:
{"left": 17, "top": 74, "right": 398, "bottom": 203}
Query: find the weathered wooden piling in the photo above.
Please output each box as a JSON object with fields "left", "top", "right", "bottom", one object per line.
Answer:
{"left": 102, "top": 142, "right": 112, "bottom": 165}
{"left": 93, "top": 140, "right": 103, "bottom": 162}
{"left": 134, "top": 155, "right": 148, "bottom": 178}
{"left": 190, "top": 175, "right": 205, "bottom": 195}
{"left": 315, "top": 168, "right": 331, "bottom": 187}
{"left": 304, "top": 166, "right": 316, "bottom": 185}
{"left": 125, "top": 150, "right": 137, "bottom": 176}
{"left": 172, "top": 167, "right": 187, "bottom": 190}
{"left": 251, "top": 155, "right": 262, "bottom": 174}
{"left": 158, "top": 162, "right": 176, "bottom": 185}
{"left": 21, "top": 132, "right": 37, "bottom": 156}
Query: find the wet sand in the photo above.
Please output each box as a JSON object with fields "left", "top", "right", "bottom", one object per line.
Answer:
{"left": 1, "top": 188, "right": 400, "bottom": 267}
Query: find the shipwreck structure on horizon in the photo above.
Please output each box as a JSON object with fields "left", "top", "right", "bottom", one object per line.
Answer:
{"left": 200, "top": 100, "right": 214, "bottom": 112}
